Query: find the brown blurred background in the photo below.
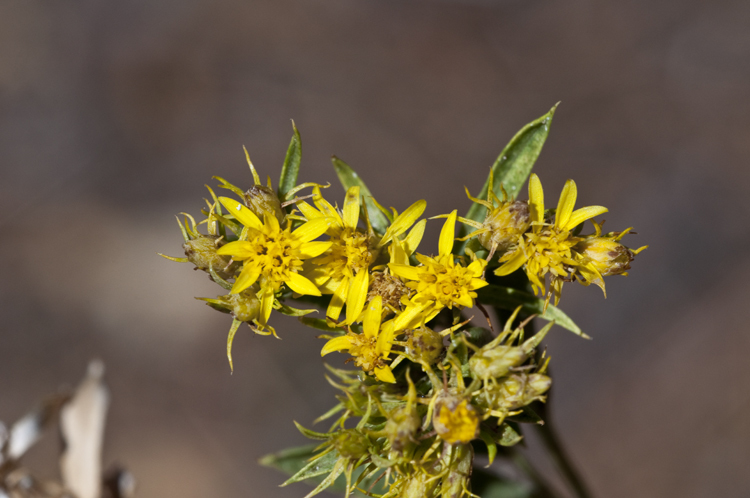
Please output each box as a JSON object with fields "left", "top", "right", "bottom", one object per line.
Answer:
{"left": 1, "top": 0, "right": 748, "bottom": 496}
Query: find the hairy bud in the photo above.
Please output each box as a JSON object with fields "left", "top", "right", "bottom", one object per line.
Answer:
{"left": 385, "top": 406, "right": 420, "bottom": 452}
{"left": 183, "top": 235, "right": 236, "bottom": 279}
{"left": 576, "top": 237, "right": 636, "bottom": 277}
{"left": 469, "top": 345, "right": 526, "bottom": 380}
{"left": 333, "top": 429, "right": 370, "bottom": 460}
{"left": 477, "top": 201, "right": 531, "bottom": 254}
{"left": 244, "top": 185, "right": 285, "bottom": 224}
{"left": 433, "top": 397, "right": 479, "bottom": 445}
{"left": 405, "top": 327, "right": 444, "bottom": 365}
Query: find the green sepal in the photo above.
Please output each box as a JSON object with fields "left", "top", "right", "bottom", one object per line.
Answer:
{"left": 279, "top": 447, "right": 339, "bottom": 486}
{"left": 278, "top": 122, "right": 302, "bottom": 201}
{"left": 475, "top": 284, "right": 586, "bottom": 338}
{"left": 479, "top": 428, "right": 499, "bottom": 466}
{"left": 276, "top": 303, "right": 317, "bottom": 317}
{"left": 299, "top": 317, "right": 345, "bottom": 334}
{"left": 331, "top": 156, "right": 390, "bottom": 235}
{"left": 458, "top": 104, "right": 558, "bottom": 253}
{"left": 508, "top": 406, "right": 544, "bottom": 425}
{"left": 499, "top": 423, "right": 524, "bottom": 447}
{"left": 294, "top": 420, "right": 334, "bottom": 440}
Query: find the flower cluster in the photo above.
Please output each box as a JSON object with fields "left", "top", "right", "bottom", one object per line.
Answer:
{"left": 163, "top": 113, "right": 646, "bottom": 497}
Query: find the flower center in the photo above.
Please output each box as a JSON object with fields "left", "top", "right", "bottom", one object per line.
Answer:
{"left": 416, "top": 254, "right": 475, "bottom": 307}
{"left": 317, "top": 227, "right": 374, "bottom": 278}
{"left": 245, "top": 225, "right": 302, "bottom": 290}
{"left": 346, "top": 332, "right": 383, "bottom": 372}
{"left": 524, "top": 228, "right": 579, "bottom": 279}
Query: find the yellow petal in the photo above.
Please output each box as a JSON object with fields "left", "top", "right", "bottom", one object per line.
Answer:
{"left": 565, "top": 206, "right": 608, "bottom": 231}
{"left": 403, "top": 219, "right": 426, "bottom": 256}
{"left": 393, "top": 302, "right": 429, "bottom": 330}
{"left": 312, "top": 188, "right": 342, "bottom": 224}
{"left": 216, "top": 240, "right": 254, "bottom": 258}
{"left": 326, "top": 277, "right": 349, "bottom": 321}
{"left": 389, "top": 239, "right": 409, "bottom": 266}
{"left": 286, "top": 272, "right": 321, "bottom": 296}
{"left": 466, "top": 259, "right": 486, "bottom": 277}
{"left": 374, "top": 365, "right": 396, "bottom": 383}
{"left": 555, "top": 179, "right": 577, "bottom": 229}
{"left": 297, "top": 201, "right": 323, "bottom": 220}
{"left": 259, "top": 288, "right": 274, "bottom": 325}
{"left": 454, "top": 292, "right": 474, "bottom": 308}
{"left": 380, "top": 199, "right": 426, "bottom": 246}
{"left": 321, "top": 336, "right": 354, "bottom": 356}
{"left": 388, "top": 263, "right": 420, "bottom": 281}
{"left": 469, "top": 277, "right": 489, "bottom": 290}
{"left": 376, "top": 320, "right": 396, "bottom": 355}
{"left": 264, "top": 212, "right": 280, "bottom": 232}
{"left": 494, "top": 249, "right": 528, "bottom": 277}
{"left": 346, "top": 270, "right": 370, "bottom": 325}
{"left": 230, "top": 265, "right": 260, "bottom": 294}
{"left": 299, "top": 241, "right": 332, "bottom": 259}
{"left": 342, "top": 186, "right": 361, "bottom": 229}
{"left": 528, "top": 174, "right": 544, "bottom": 231}
{"left": 293, "top": 217, "right": 332, "bottom": 243}
{"left": 219, "top": 197, "right": 262, "bottom": 230}
{"left": 438, "top": 210, "right": 457, "bottom": 256}
{"left": 362, "top": 296, "right": 383, "bottom": 339}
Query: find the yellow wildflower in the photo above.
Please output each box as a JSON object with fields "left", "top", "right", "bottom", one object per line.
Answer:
{"left": 495, "top": 174, "right": 608, "bottom": 308}
{"left": 389, "top": 211, "right": 488, "bottom": 330}
{"left": 320, "top": 296, "right": 398, "bottom": 383}
{"left": 433, "top": 398, "right": 480, "bottom": 445}
{"left": 301, "top": 186, "right": 426, "bottom": 324}
{"left": 215, "top": 196, "right": 332, "bottom": 330}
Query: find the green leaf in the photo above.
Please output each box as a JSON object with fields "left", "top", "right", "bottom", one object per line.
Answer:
{"left": 479, "top": 428, "right": 498, "bottom": 466}
{"left": 475, "top": 284, "right": 587, "bottom": 338}
{"left": 261, "top": 444, "right": 386, "bottom": 496}
{"left": 499, "top": 423, "right": 524, "bottom": 447}
{"left": 278, "top": 122, "right": 302, "bottom": 201}
{"left": 299, "top": 317, "right": 345, "bottom": 334}
{"left": 458, "top": 105, "right": 558, "bottom": 252}
{"left": 331, "top": 156, "right": 390, "bottom": 234}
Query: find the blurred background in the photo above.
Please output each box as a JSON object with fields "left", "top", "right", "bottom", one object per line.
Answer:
{"left": 1, "top": 0, "right": 748, "bottom": 496}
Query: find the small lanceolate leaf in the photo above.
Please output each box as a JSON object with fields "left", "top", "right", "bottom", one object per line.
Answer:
{"left": 459, "top": 105, "right": 558, "bottom": 251}
{"left": 299, "top": 317, "right": 345, "bottom": 334}
{"left": 476, "top": 285, "right": 586, "bottom": 338}
{"left": 278, "top": 122, "right": 302, "bottom": 201}
{"left": 260, "top": 445, "right": 339, "bottom": 484}
{"left": 479, "top": 428, "right": 498, "bottom": 466}
{"left": 293, "top": 421, "right": 334, "bottom": 440}
{"left": 499, "top": 423, "right": 524, "bottom": 447}
{"left": 331, "top": 156, "right": 390, "bottom": 235}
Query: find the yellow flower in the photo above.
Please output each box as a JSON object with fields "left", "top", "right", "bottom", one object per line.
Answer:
{"left": 389, "top": 211, "right": 488, "bottom": 331}
{"left": 495, "top": 174, "right": 608, "bottom": 308}
{"left": 215, "top": 196, "right": 332, "bottom": 329}
{"left": 300, "top": 186, "right": 426, "bottom": 324}
{"left": 433, "top": 398, "right": 480, "bottom": 445}
{"left": 320, "top": 296, "right": 398, "bottom": 383}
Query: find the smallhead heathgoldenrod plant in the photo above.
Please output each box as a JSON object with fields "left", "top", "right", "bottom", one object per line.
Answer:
{"left": 161, "top": 108, "right": 646, "bottom": 498}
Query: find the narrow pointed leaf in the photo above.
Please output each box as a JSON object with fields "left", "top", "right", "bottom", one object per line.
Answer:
{"left": 332, "top": 156, "right": 390, "bottom": 235}
{"left": 279, "top": 123, "right": 302, "bottom": 201}
{"left": 459, "top": 105, "right": 558, "bottom": 252}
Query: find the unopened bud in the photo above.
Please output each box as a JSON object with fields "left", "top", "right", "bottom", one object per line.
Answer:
{"left": 495, "top": 373, "right": 552, "bottom": 410}
{"left": 333, "top": 429, "right": 370, "bottom": 459}
{"left": 385, "top": 406, "right": 420, "bottom": 452}
{"left": 576, "top": 237, "right": 635, "bottom": 276}
{"left": 244, "top": 185, "right": 285, "bottom": 224}
{"left": 226, "top": 291, "right": 260, "bottom": 322}
{"left": 399, "top": 472, "right": 439, "bottom": 498}
{"left": 477, "top": 201, "right": 531, "bottom": 254}
{"left": 469, "top": 345, "right": 526, "bottom": 380}
{"left": 183, "top": 235, "right": 236, "bottom": 279}
{"left": 433, "top": 397, "right": 479, "bottom": 445}
{"left": 405, "top": 327, "right": 443, "bottom": 365}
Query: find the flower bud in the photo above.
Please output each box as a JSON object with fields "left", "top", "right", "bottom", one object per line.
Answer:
{"left": 399, "top": 472, "right": 439, "bottom": 498}
{"left": 333, "top": 429, "right": 370, "bottom": 459}
{"left": 385, "top": 406, "right": 420, "bottom": 452}
{"left": 433, "top": 397, "right": 479, "bottom": 445}
{"left": 575, "top": 237, "right": 635, "bottom": 276}
{"left": 226, "top": 291, "right": 261, "bottom": 322}
{"left": 183, "top": 235, "right": 237, "bottom": 279}
{"left": 494, "top": 373, "right": 552, "bottom": 410}
{"left": 477, "top": 201, "right": 531, "bottom": 254}
{"left": 469, "top": 345, "right": 526, "bottom": 380}
{"left": 244, "top": 185, "right": 285, "bottom": 224}
{"left": 405, "top": 327, "right": 443, "bottom": 365}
